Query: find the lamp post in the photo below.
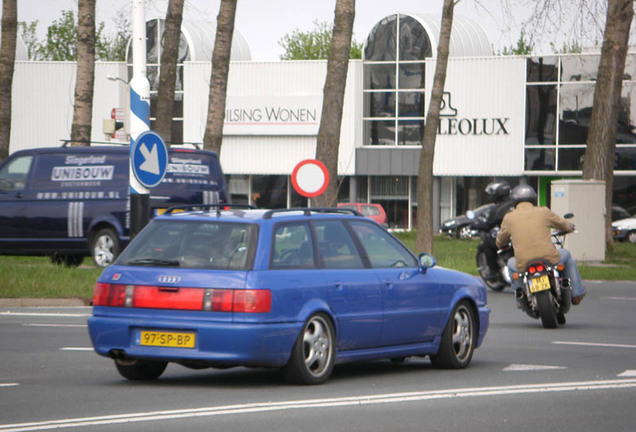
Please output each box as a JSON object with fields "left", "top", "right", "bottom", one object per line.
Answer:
{"left": 129, "top": 0, "right": 151, "bottom": 238}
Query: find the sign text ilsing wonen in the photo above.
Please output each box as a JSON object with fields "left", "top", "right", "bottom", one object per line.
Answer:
{"left": 223, "top": 95, "right": 322, "bottom": 136}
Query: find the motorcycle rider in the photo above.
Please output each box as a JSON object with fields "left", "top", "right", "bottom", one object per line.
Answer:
{"left": 496, "top": 184, "right": 586, "bottom": 305}
{"left": 473, "top": 180, "right": 515, "bottom": 281}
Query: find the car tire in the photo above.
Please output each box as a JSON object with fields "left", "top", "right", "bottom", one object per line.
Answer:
{"left": 92, "top": 228, "right": 120, "bottom": 267}
{"left": 431, "top": 301, "right": 476, "bottom": 369}
{"left": 283, "top": 313, "right": 335, "bottom": 385}
{"left": 114, "top": 359, "right": 168, "bottom": 380}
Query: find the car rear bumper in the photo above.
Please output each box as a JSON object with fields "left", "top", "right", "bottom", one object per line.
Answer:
{"left": 87, "top": 313, "right": 300, "bottom": 368}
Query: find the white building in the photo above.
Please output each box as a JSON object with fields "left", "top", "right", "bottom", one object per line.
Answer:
{"left": 9, "top": 14, "right": 636, "bottom": 229}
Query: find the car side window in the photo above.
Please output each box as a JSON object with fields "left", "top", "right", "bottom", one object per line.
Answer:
{"left": 349, "top": 220, "right": 417, "bottom": 268}
{"left": 314, "top": 220, "right": 364, "bottom": 269}
{"left": 271, "top": 223, "right": 315, "bottom": 269}
{"left": 0, "top": 155, "right": 33, "bottom": 191}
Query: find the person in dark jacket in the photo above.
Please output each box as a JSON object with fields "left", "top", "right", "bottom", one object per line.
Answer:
{"left": 473, "top": 181, "right": 515, "bottom": 280}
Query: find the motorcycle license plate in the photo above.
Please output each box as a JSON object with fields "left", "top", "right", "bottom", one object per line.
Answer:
{"left": 528, "top": 275, "right": 551, "bottom": 293}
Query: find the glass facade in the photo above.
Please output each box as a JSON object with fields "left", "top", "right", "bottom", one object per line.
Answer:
{"left": 363, "top": 14, "right": 431, "bottom": 147}
{"left": 525, "top": 54, "right": 636, "bottom": 174}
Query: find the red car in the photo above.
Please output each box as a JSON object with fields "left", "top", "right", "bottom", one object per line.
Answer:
{"left": 338, "top": 203, "right": 388, "bottom": 226}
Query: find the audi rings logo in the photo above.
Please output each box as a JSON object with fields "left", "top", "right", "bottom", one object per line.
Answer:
{"left": 158, "top": 275, "right": 181, "bottom": 284}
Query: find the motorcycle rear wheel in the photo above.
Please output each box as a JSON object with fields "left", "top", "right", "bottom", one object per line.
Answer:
{"left": 536, "top": 291, "right": 558, "bottom": 329}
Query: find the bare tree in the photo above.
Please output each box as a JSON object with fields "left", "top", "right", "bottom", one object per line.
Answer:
{"left": 203, "top": 0, "right": 237, "bottom": 155}
{"left": 0, "top": 0, "right": 17, "bottom": 161}
{"left": 414, "top": 0, "right": 456, "bottom": 254}
{"left": 582, "top": 0, "right": 634, "bottom": 249}
{"left": 313, "top": 0, "right": 355, "bottom": 207}
{"left": 70, "top": 0, "right": 96, "bottom": 147}
{"left": 155, "top": 0, "right": 184, "bottom": 144}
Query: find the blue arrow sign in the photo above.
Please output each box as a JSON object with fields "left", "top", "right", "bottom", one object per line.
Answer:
{"left": 131, "top": 130, "right": 168, "bottom": 189}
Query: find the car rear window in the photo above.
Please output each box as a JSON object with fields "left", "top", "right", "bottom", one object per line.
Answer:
{"left": 117, "top": 220, "right": 257, "bottom": 270}
{"left": 361, "top": 205, "right": 381, "bottom": 216}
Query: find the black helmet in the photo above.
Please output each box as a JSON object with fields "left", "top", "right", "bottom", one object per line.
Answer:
{"left": 485, "top": 181, "right": 511, "bottom": 202}
{"left": 510, "top": 184, "right": 537, "bottom": 205}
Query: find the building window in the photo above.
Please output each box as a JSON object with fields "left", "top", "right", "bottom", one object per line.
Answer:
{"left": 363, "top": 14, "right": 430, "bottom": 147}
{"left": 524, "top": 53, "right": 636, "bottom": 174}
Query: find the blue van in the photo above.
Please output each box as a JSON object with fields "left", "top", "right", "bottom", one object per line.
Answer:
{"left": 0, "top": 145, "right": 227, "bottom": 267}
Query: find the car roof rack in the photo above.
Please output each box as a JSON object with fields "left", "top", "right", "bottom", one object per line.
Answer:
{"left": 262, "top": 207, "right": 361, "bottom": 220}
{"left": 163, "top": 203, "right": 256, "bottom": 217}
{"left": 60, "top": 140, "right": 203, "bottom": 149}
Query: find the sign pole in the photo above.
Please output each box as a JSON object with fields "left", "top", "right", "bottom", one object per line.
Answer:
{"left": 129, "top": 0, "right": 151, "bottom": 238}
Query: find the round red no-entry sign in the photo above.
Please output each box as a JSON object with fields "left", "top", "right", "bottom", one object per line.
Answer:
{"left": 291, "top": 159, "right": 329, "bottom": 198}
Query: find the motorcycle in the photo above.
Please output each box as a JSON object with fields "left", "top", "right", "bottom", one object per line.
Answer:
{"left": 468, "top": 211, "right": 512, "bottom": 292}
{"left": 513, "top": 215, "right": 574, "bottom": 329}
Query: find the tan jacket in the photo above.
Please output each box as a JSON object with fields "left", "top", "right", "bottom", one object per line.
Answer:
{"left": 496, "top": 202, "right": 574, "bottom": 272}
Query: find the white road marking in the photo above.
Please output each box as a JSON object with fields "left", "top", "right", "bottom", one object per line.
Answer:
{"left": 0, "top": 383, "right": 19, "bottom": 388}
{"left": 0, "top": 312, "right": 90, "bottom": 318}
{"left": 0, "top": 379, "right": 635, "bottom": 431}
{"left": 604, "top": 296, "right": 636, "bottom": 301}
{"left": 553, "top": 341, "right": 636, "bottom": 349}
{"left": 618, "top": 370, "right": 636, "bottom": 377}
{"left": 23, "top": 324, "right": 87, "bottom": 328}
{"left": 59, "top": 347, "right": 93, "bottom": 352}
{"left": 503, "top": 364, "right": 567, "bottom": 371}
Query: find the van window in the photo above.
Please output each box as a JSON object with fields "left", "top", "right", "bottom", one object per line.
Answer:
{"left": 30, "top": 152, "right": 128, "bottom": 191}
{"left": 0, "top": 155, "right": 33, "bottom": 191}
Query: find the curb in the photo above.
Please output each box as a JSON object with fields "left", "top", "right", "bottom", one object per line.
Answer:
{"left": 0, "top": 298, "right": 90, "bottom": 307}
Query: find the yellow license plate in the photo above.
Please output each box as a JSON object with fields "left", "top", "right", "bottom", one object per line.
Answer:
{"left": 528, "top": 275, "right": 551, "bottom": 293}
{"left": 155, "top": 208, "right": 184, "bottom": 216}
{"left": 139, "top": 330, "right": 196, "bottom": 348}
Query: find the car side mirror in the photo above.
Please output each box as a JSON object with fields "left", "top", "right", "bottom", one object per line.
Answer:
{"left": 418, "top": 253, "right": 436, "bottom": 273}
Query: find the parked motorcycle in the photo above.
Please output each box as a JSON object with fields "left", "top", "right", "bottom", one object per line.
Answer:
{"left": 513, "top": 216, "right": 574, "bottom": 329}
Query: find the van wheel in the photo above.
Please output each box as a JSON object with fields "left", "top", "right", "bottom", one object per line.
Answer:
{"left": 92, "top": 228, "right": 120, "bottom": 267}
{"left": 50, "top": 254, "right": 84, "bottom": 267}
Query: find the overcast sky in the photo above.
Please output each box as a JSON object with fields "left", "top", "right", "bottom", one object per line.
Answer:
{"left": 17, "top": 0, "right": 610, "bottom": 60}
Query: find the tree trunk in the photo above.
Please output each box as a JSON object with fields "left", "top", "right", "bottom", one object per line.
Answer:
{"left": 70, "top": 0, "right": 96, "bottom": 147}
{"left": 582, "top": 0, "right": 633, "bottom": 250}
{"left": 0, "top": 0, "right": 17, "bottom": 161}
{"left": 155, "top": 0, "right": 184, "bottom": 145}
{"left": 203, "top": 0, "right": 237, "bottom": 156}
{"left": 313, "top": 0, "right": 355, "bottom": 208}
{"left": 414, "top": 0, "right": 455, "bottom": 254}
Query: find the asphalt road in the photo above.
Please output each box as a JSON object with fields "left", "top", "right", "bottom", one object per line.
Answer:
{"left": 1, "top": 280, "right": 635, "bottom": 432}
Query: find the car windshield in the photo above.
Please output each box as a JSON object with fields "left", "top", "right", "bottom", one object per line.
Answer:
{"left": 117, "top": 220, "right": 257, "bottom": 270}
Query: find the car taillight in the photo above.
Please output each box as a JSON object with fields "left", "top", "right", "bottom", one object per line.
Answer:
{"left": 92, "top": 283, "right": 128, "bottom": 307}
{"left": 234, "top": 290, "right": 271, "bottom": 313}
{"left": 92, "top": 283, "right": 271, "bottom": 313}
